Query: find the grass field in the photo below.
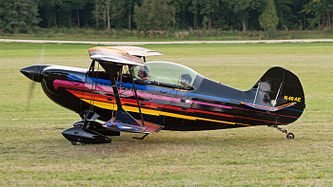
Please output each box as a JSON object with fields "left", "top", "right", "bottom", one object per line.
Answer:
{"left": 0, "top": 42, "right": 333, "bottom": 186}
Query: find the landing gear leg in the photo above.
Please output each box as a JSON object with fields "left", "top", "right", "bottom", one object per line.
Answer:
{"left": 133, "top": 134, "right": 149, "bottom": 140}
{"left": 271, "top": 125, "right": 295, "bottom": 139}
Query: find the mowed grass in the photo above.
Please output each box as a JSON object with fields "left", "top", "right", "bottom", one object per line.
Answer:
{"left": 0, "top": 42, "right": 332, "bottom": 186}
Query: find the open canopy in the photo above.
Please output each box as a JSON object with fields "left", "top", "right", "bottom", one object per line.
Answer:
{"left": 88, "top": 46, "right": 163, "bottom": 66}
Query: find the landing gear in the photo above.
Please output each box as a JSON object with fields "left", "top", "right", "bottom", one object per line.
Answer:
{"left": 62, "top": 111, "right": 113, "bottom": 145}
{"left": 62, "top": 127, "right": 112, "bottom": 145}
{"left": 73, "top": 120, "right": 121, "bottom": 136}
{"left": 286, "top": 132, "right": 295, "bottom": 139}
{"left": 133, "top": 133, "right": 149, "bottom": 140}
{"left": 71, "top": 140, "right": 85, "bottom": 146}
{"left": 270, "top": 125, "right": 295, "bottom": 139}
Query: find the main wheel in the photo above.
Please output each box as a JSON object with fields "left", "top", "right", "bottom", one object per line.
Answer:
{"left": 71, "top": 141, "right": 85, "bottom": 146}
{"left": 286, "top": 132, "right": 295, "bottom": 139}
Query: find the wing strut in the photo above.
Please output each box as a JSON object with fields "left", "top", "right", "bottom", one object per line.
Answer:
{"left": 99, "top": 62, "right": 141, "bottom": 125}
{"left": 129, "top": 65, "right": 148, "bottom": 139}
{"left": 97, "top": 61, "right": 164, "bottom": 135}
{"left": 129, "top": 65, "right": 145, "bottom": 126}
{"left": 97, "top": 62, "right": 122, "bottom": 110}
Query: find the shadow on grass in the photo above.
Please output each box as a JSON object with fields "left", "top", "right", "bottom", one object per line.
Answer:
{"left": 10, "top": 129, "right": 291, "bottom": 150}
{"left": 1, "top": 123, "right": 314, "bottom": 165}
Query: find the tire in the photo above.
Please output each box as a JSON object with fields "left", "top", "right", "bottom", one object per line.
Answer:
{"left": 286, "top": 132, "right": 295, "bottom": 139}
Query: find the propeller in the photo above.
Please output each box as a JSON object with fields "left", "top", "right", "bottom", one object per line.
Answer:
{"left": 25, "top": 45, "right": 46, "bottom": 108}
{"left": 26, "top": 81, "right": 36, "bottom": 107}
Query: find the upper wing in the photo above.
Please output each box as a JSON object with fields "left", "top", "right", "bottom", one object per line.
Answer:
{"left": 88, "top": 46, "right": 163, "bottom": 66}
{"left": 110, "top": 46, "right": 164, "bottom": 57}
{"left": 89, "top": 46, "right": 144, "bottom": 66}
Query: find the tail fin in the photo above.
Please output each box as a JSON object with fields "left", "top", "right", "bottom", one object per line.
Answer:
{"left": 245, "top": 67, "right": 305, "bottom": 114}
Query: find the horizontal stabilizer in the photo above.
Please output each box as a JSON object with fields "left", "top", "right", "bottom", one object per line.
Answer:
{"left": 241, "top": 102, "right": 296, "bottom": 112}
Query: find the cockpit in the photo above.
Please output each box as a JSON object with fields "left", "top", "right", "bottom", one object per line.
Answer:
{"left": 86, "top": 46, "right": 200, "bottom": 90}
{"left": 133, "top": 61, "right": 198, "bottom": 90}
{"left": 86, "top": 61, "right": 199, "bottom": 90}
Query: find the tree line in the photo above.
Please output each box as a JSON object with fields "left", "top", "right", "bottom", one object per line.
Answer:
{"left": 0, "top": 0, "right": 333, "bottom": 33}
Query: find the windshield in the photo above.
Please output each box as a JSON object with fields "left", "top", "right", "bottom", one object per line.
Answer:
{"left": 133, "top": 61, "right": 198, "bottom": 89}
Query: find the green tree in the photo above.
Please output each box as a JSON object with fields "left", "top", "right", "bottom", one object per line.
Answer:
{"left": 188, "top": 0, "right": 203, "bottom": 29}
{"left": 0, "top": 0, "right": 39, "bottom": 33}
{"left": 93, "top": 0, "right": 129, "bottom": 30}
{"left": 38, "top": 0, "right": 64, "bottom": 28}
{"left": 126, "top": 0, "right": 141, "bottom": 30}
{"left": 69, "top": 0, "right": 89, "bottom": 28}
{"left": 171, "top": 0, "right": 193, "bottom": 29}
{"left": 275, "top": 0, "right": 295, "bottom": 30}
{"left": 303, "top": 0, "right": 333, "bottom": 30}
{"left": 200, "top": 0, "right": 220, "bottom": 30}
{"left": 226, "top": 0, "right": 265, "bottom": 31}
{"left": 275, "top": 0, "right": 311, "bottom": 30}
{"left": 259, "top": 0, "right": 279, "bottom": 30}
{"left": 134, "top": 0, "right": 175, "bottom": 31}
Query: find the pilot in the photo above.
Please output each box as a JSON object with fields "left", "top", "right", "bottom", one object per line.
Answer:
{"left": 138, "top": 65, "right": 150, "bottom": 81}
{"left": 180, "top": 74, "right": 192, "bottom": 89}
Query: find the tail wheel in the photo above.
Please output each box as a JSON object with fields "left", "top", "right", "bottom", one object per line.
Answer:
{"left": 286, "top": 132, "right": 295, "bottom": 139}
{"left": 270, "top": 125, "right": 295, "bottom": 139}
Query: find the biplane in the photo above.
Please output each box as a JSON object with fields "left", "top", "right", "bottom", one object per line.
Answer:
{"left": 20, "top": 46, "right": 305, "bottom": 145}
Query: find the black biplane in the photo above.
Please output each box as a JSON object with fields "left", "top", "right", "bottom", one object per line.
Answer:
{"left": 20, "top": 46, "right": 305, "bottom": 145}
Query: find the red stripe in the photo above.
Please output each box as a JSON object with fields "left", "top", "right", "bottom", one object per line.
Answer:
{"left": 187, "top": 109, "right": 234, "bottom": 118}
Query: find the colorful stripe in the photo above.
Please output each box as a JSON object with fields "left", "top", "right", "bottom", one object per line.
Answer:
{"left": 68, "top": 75, "right": 303, "bottom": 113}
{"left": 53, "top": 79, "right": 290, "bottom": 125}
{"left": 54, "top": 79, "right": 298, "bottom": 120}
{"left": 67, "top": 89, "right": 286, "bottom": 125}
{"left": 81, "top": 98, "right": 244, "bottom": 126}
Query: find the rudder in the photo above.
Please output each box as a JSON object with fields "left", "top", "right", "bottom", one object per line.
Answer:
{"left": 247, "top": 67, "right": 305, "bottom": 114}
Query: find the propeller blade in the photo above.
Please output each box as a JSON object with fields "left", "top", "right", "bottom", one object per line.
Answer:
{"left": 38, "top": 45, "right": 45, "bottom": 80}
{"left": 25, "top": 44, "right": 46, "bottom": 108}
{"left": 26, "top": 81, "right": 37, "bottom": 109}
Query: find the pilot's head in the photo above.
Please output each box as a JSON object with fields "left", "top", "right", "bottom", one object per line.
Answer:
{"left": 138, "top": 65, "right": 150, "bottom": 80}
{"left": 180, "top": 74, "right": 192, "bottom": 88}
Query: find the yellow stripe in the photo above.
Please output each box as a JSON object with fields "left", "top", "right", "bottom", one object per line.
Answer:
{"left": 196, "top": 117, "right": 236, "bottom": 125}
{"left": 81, "top": 99, "right": 249, "bottom": 126}
{"left": 82, "top": 99, "right": 197, "bottom": 120}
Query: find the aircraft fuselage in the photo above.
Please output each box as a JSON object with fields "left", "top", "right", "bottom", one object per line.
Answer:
{"left": 21, "top": 64, "right": 304, "bottom": 131}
